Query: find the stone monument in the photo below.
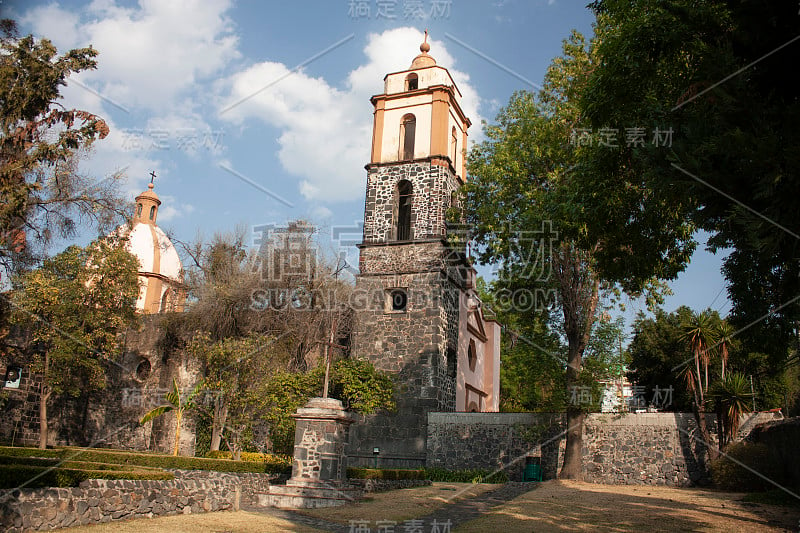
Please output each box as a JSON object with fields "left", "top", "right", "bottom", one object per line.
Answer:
{"left": 259, "top": 397, "right": 361, "bottom": 508}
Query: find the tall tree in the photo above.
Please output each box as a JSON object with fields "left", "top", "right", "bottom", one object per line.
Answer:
{"left": 465, "top": 30, "right": 678, "bottom": 478}
{"left": 0, "top": 20, "right": 128, "bottom": 277}
{"left": 9, "top": 236, "right": 139, "bottom": 448}
{"left": 582, "top": 0, "right": 800, "bottom": 361}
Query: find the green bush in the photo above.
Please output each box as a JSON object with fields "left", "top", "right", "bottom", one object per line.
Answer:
{"left": 711, "top": 442, "right": 784, "bottom": 491}
{"left": 0, "top": 456, "right": 162, "bottom": 472}
{"left": 422, "top": 467, "right": 509, "bottom": 483}
{"left": 0, "top": 446, "right": 270, "bottom": 474}
{"left": 345, "top": 466, "right": 508, "bottom": 483}
{"left": 0, "top": 464, "right": 173, "bottom": 489}
{"left": 346, "top": 467, "right": 426, "bottom": 480}
{"left": 204, "top": 450, "right": 292, "bottom": 475}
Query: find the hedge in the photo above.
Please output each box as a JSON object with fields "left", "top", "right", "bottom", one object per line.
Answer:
{"left": 205, "top": 450, "right": 292, "bottom": 466}
{"left": 0, "top": 464, "right": 174, "bottom": 489}
{"left": 346, "top": 467, "right": 509, "bottom": 483}
{"left": 0, "top": 446, "right": 269, "bottom": 474}
{"left": 422, "top": 467, "right": 509, "bottom": 483}
{"left": 0, "top": 456, "right": 162, "bottom": 472}
{"left": 347, "top": 467, "right": 426, "bottom": 480}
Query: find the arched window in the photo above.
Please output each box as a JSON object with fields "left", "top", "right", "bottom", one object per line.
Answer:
{"left": 136, "top": 203, "right": 143, "bottom": 217}
{"left": 451, "top": 127, "right": 458, "bottom": 164}
{"left": 395, "top": 180, "right": 413, "bottom": 240}
{"left": 405, "top": 73, "right": 418, "bottom": 91}
{"left": 149, "top": 205, "right": 156, "bottom": 220}
{"left": 399, "top": 114, "right": 416, "bottom": 160}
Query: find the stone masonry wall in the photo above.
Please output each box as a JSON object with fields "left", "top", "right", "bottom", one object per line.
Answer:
{"left": 363, "top": 160, "right": 460, "bottom": 243}
{"left": 426, "top": 412, "right": 783, "bottom": 485}
{"left": 0, "top": 469, "right": 273, "bottom": 532}
{"left": 0, "top": 316, "right": 201, "bottom": 455}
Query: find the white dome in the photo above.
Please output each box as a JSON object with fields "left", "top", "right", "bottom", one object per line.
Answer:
{"left": 123, "top": 222, "right": 183, "bottom": 282}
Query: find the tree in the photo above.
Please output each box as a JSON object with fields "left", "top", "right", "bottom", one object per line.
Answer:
{"left": 711, "top": 372, "right": 753, "bottom": 449}
{"left": 680, "top": 309, "right": 721, "bottom": 459}
{"left": 140, "top": 377, "right": 204, "bottom": 456}
{"left": 187, "top": 332, "right": 279, "bottom": 454}
{"left": 464, "top": 28, "right": 680, "bottom": 478}
{"left": 627, "top": 307, "right": 696, "bottom": 412}
{"left": 8, "top": 236, "right": 139, "bottom": 448}
{"left": 581, "top": 0, "right": 800, "bottom": 361}
{"left": 0, "top": 20, "right": 128, "bottom": 277}
{"left": 258, "top": 357, "right": 394, "bottom": 455}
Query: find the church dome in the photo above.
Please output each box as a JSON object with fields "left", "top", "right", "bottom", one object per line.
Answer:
{"left": 124, "top": 222, "right": 183, "bottom": 282}
{"left": 115, "top": 177, "right": 185, "bottom": 313}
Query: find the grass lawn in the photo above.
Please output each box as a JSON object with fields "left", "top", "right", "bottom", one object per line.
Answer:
{"left": 59, "top": 510, "right": 321, "bottom": 533}
{"left": 297, "top": 482, "right": 500, "bottom": 524}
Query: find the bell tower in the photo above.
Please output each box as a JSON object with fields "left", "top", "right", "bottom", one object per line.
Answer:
{"left": 348, "top": 34, "right": 471, "bottom": 468}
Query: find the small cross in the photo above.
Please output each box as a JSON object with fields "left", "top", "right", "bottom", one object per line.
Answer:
{"left": 424, "top": 29, "right": 428, "bottom": 44}
{"left": 149, "top": 171, "right": 156, "bottom": 184}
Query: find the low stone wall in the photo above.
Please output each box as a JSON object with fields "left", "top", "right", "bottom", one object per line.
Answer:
{"left": 426, "top": 412, "right": 566, "bottom": 481}
{"left": 0, "top": 470, "right": 273, "bottom": 532}
{"left": 349, "top": 478, "right": 432, "bottom": 493}
{"left": 427, "top": 412, "right": 782, "bottom": 486}
{"left": 583, "top": 413, "right": 709, "bottom": 485}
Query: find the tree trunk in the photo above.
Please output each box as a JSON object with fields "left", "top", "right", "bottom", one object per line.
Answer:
{"left": 560, "top": 409, "right": 585, "bottom": 479}
{"left": 39, "top": 352, "right": 50, "bottom": 450}
{"left": 210, "top": 400, "right": 227, "bottom": 452}
{"left": 692, "top": 402, "right": 718, "bottom": 463}
{"left": 557, "top": 255, "right": 600, "bottom": 480}
{"left": 39, "top": 388, "right": 49, "bottom": 450}
{"left": 173, "top": 410, "right": 182, "bottom": 456}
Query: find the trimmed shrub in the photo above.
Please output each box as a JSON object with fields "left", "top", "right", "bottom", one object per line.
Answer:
{"left": 347, "top": 468, "right": 426, "bottom": 480}
{"left": 0, "top": 464, "right": 173, "bottom": 489}
{"left": 0, "top": 446, "right": 270, "bottom": 474}
{"left": 422, "top": 467, "right": 509, "bottom": 484}
{"left": 346, "top": 467, "right": 508, "bottom": 483}
{"left": 711, "top": 442, "right": 784, "bottom": 491}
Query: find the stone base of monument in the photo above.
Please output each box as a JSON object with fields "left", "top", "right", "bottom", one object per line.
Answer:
{"left": 258, "top": 397, "right": 361, "bottom": 509}
{"left": 257, "top": 480, "right": 363, "bottom": 508}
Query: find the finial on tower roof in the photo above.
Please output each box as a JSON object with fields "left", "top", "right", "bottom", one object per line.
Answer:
{"left": 410, "top": 29, "right": 436, "bottom": 69}
{"left": 420, "top": 29, "right": 430, "bottom": 53}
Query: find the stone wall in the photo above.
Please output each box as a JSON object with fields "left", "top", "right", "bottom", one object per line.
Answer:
{"left": 426, "top": 411, "right": 783, "bottom": 486}
{"left": 426, "top": 412, "right": 566, "bottom": 481}
{"left": 0, "top": 469, "right": 273, "bottom": 532}
{"left": 0, "top": 316, "right": 201, "bottom": 455}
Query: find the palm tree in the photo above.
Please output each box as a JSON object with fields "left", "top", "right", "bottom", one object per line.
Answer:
{"left": 681, "top": 310, "right": 719, "bottom": 402}
{"left": 712, "top": 372, "right": 753, "bottom": 448}
{"left": 716, "top": 321, "right": 735, "bottom": 380}
{"left": 140, "top": 378, "right": 204, "bottom": 456}
{"left": 680, "top": 309, "right": 720, "bottom": 460}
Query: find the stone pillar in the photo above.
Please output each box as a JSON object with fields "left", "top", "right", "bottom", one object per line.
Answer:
{"left": 290, "top": 397, "right": 353, "bottom": 485}
{"left": 260, "top": 397, "right": 362, "bottom": 508}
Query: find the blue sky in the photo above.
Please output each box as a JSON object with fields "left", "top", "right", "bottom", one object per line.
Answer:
{"left": 7, "top": 0, "right": 731, "bottom": 323}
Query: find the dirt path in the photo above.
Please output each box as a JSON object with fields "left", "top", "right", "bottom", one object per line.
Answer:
{"left": 456, "top": 480, "right": 800, "bottom": 532}
{"left": 61, "top": 481, "right": 800, "bottom": 532}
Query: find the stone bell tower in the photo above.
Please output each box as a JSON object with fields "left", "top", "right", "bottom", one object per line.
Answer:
{"left": 348, "top": 33, "right": 472, "bottom": 468}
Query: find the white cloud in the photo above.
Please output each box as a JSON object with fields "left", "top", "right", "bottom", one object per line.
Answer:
{"left": 221, "top": 27, "right": 484, "bottom": 203}
{"left": 20, "top": 0, "right": 239, "bottom": 223}
{"left": 23, "top": 0, "right": 240, "bottom": 112}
